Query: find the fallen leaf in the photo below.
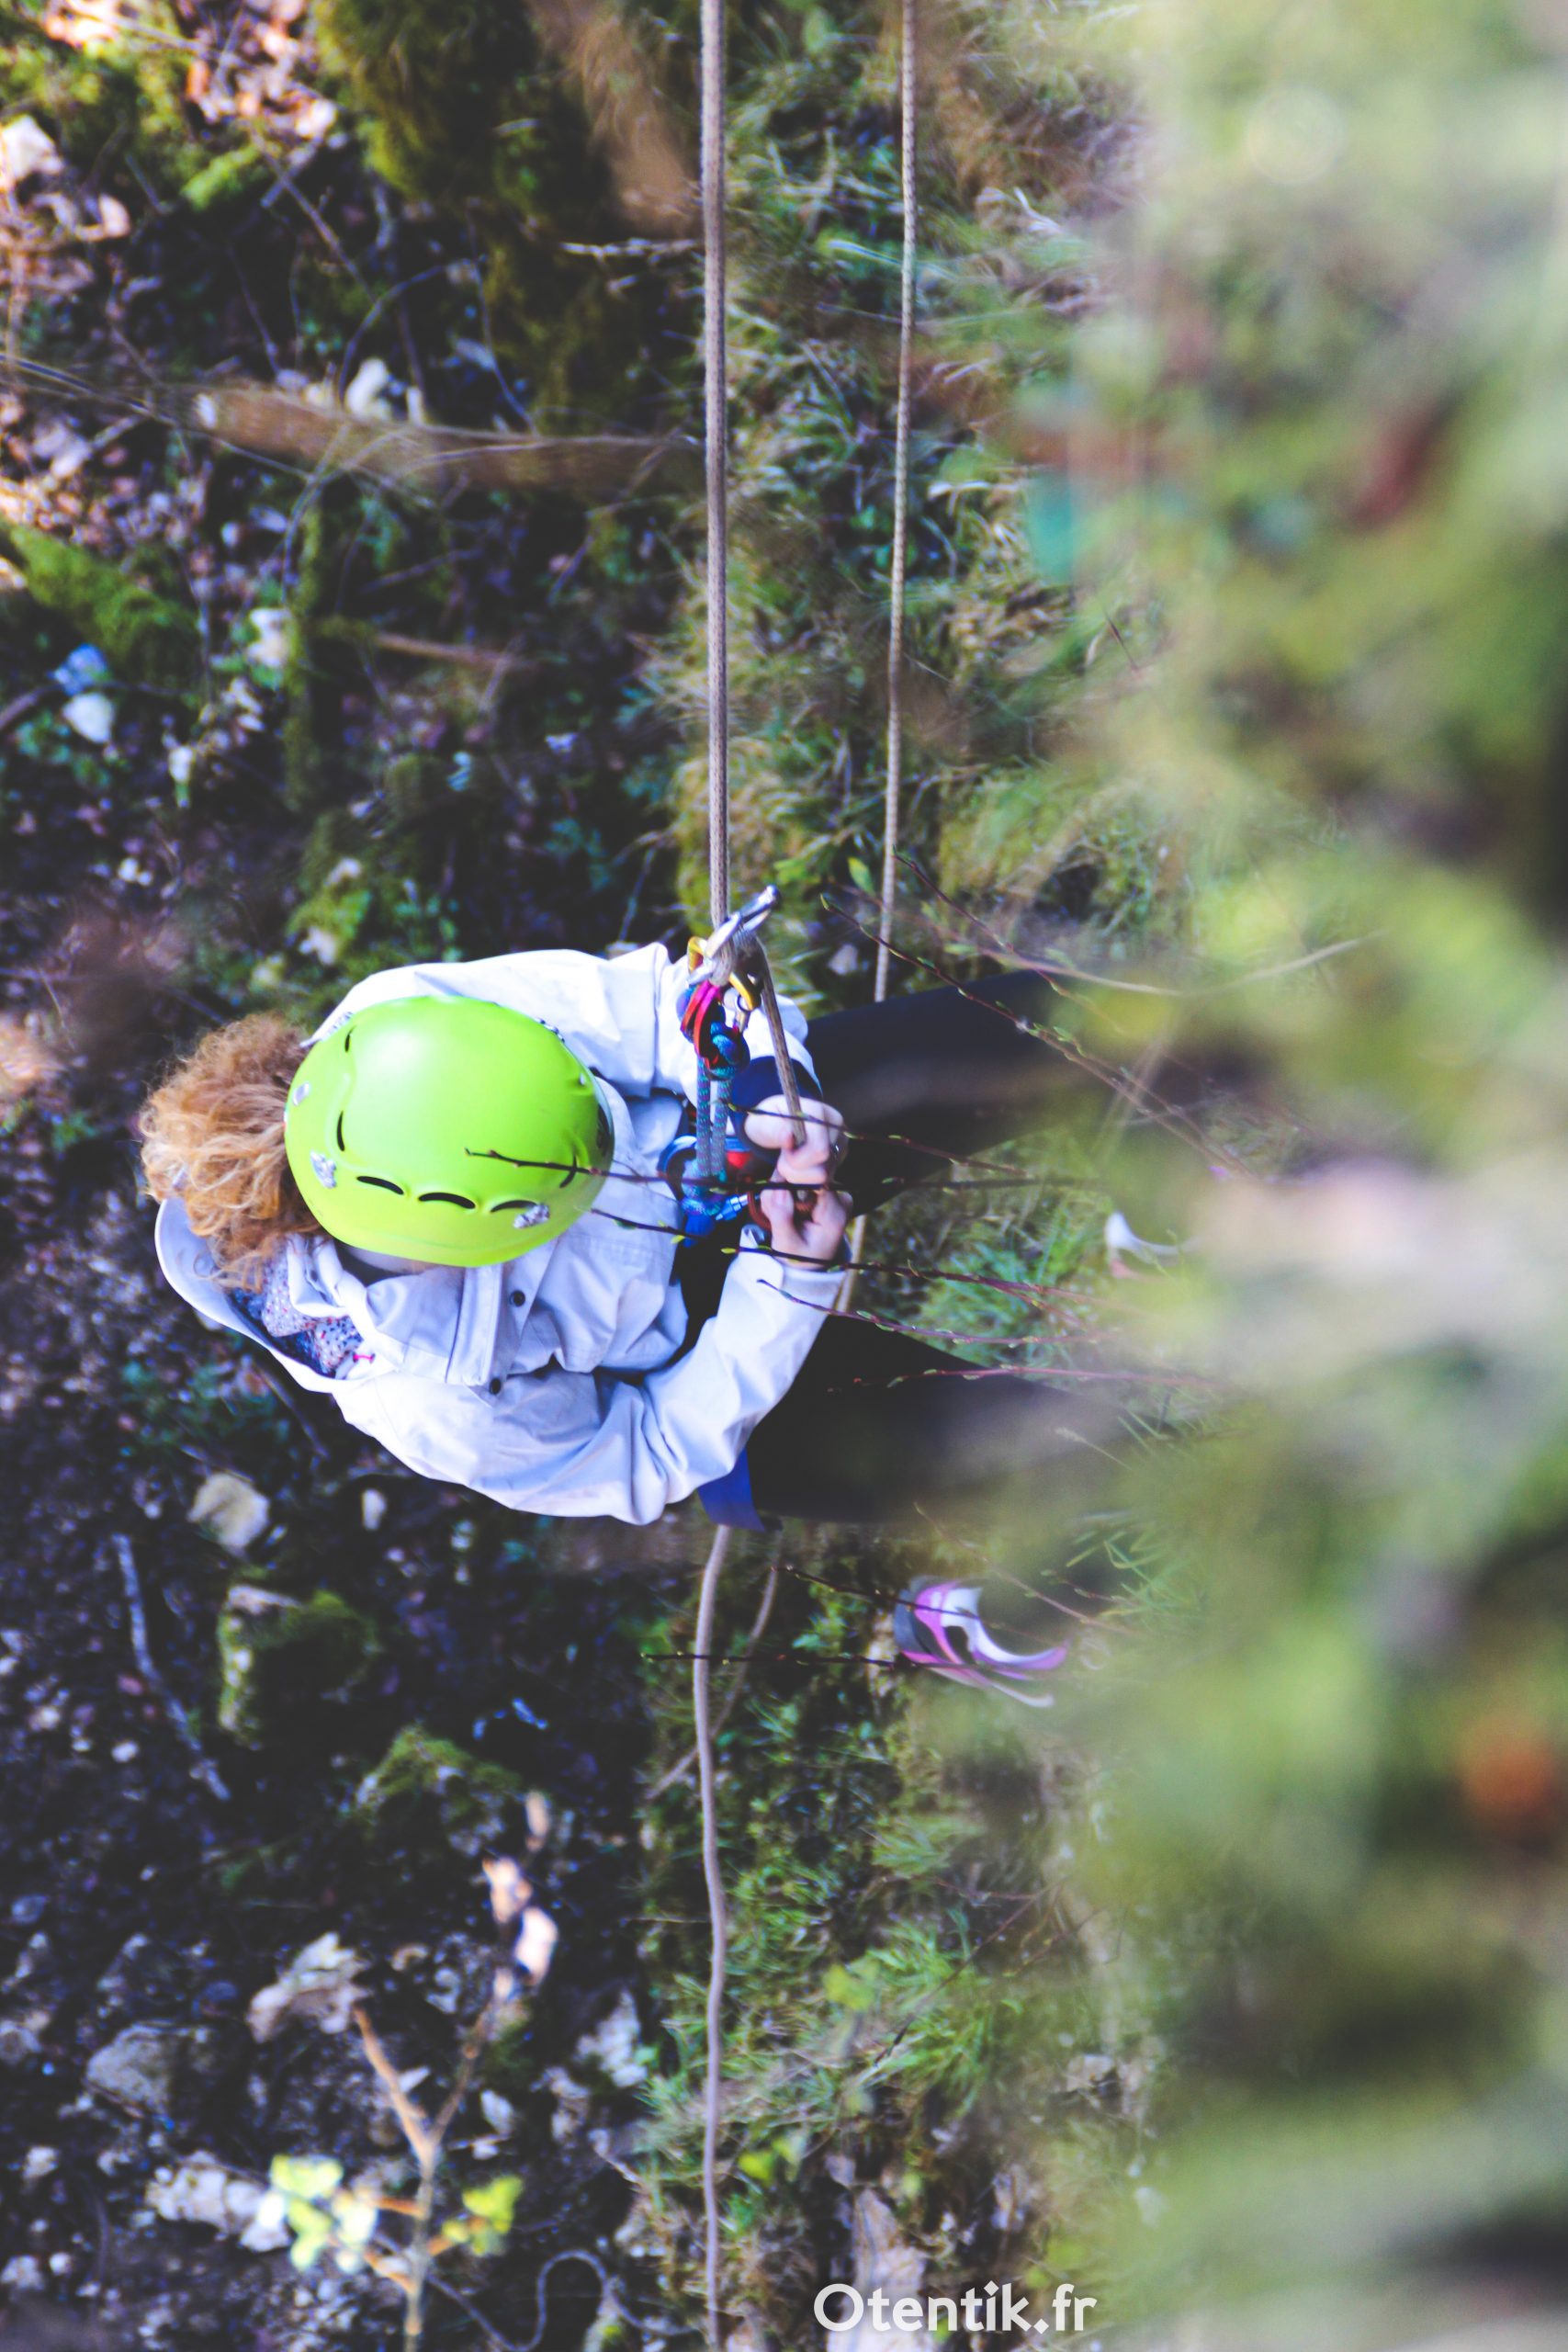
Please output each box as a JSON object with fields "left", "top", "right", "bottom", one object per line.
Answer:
{"left": 247, "top": 1932, "right": 367, "bottom": 2042}
{"left": 0, "top": 117, "right": 63, "bottom": 191}
{"left": 483, "top": 1856, "right": 531, "bottom": 1926}
{"left": 513, "top": 1905, "right": 558, "bottom": 1986}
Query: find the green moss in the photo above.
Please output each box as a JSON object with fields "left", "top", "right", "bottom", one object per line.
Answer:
{"left": 311, "top": 0, "right": 659, "bottom": 417}
{"left": 0, "top": 12, "right": 193, "bottom": 196}
{"left": 181, "top": 143, "right": 271, "bottom": 214}
{"left": 354, "top": 1725, "right": 523, "bottom": 1859}
{"left": 0, "top": 519, "right": 197, "bottom": 692}
{"left": 313, "top": 0, "right": 533, "bottom": 210}
{"left": 217, "top": 1589, "right": 381, "bottom": 1747}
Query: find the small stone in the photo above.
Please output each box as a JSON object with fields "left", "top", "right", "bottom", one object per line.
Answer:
{"left": 360, "top": 1487, "right": 387, "bottom": 1532}
{"left": 146, "top": 2154, "right": 288, "bottom": 2249}
{"left": 0, "top": 2007, "right": 51, "bottom": 2065}
{"left": 22, "top": 2145, "right": 56, "bottom": 2182}
{"left": 247, "top": 608, "right": 291, "bottom": 669}
{"left": 343, "top": 356, "right": 392, "bottom": 418}
{"left": 85, "top": 2023, "right": 192, "bottom": 2115}
{"left": 574, "top": 1989, "right": 645, "bottom": 2088}
{"left": 62, "top": 690, "right": 116, "bottom": 744}
{"left": 188, "top": 1471, "right": 269, "bottom": 1551}
{"left": 9, "top": 1892, "right": 46, "bottom": 1927}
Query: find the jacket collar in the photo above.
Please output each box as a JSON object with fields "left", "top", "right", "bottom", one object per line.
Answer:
{"left": 152, "top": 1078, "right": 660, "bottom": 1391}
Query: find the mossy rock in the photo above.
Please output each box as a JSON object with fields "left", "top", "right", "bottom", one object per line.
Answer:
{"left": 354, "top": 1725, "right": 522, "bottom": 1859}
{"left": 0, "top": 520, "right": 197, "bottom": 694}
{"left": 312, "top": 0, "right": 660, "bottom": 417}
{"left": 216, "top": 1588, "right": 380, "bottom": 1747}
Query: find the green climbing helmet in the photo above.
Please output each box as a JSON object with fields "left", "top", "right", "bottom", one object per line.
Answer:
{"left": 283, "top": 996, "right": 612, "bottom": 1266}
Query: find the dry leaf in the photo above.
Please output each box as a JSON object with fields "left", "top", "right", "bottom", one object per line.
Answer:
{"left": 513, "top": 1905, "right": 558, "bottom": 1985}
{"left": 0, "top": 1016, "right": 60, "bottom": 1106}
{"left": 483, "top": 1856, "right": 531, "bottom": 1926}
{"left": 247, "top": 1933, "right": 367, "bottom": 2042}
{"left": 0, "top": 118, "right": 63, "bottom": 192}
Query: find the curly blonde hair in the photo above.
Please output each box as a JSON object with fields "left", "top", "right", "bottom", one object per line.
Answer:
{"left": 139, "top": 1013, "right": 321, "bottom": 1288}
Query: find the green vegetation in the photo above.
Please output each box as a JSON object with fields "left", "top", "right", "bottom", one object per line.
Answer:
{"left": 0, "top": 518, "right": 197, "bottom": 690}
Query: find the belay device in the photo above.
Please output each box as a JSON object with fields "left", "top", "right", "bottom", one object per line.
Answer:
{"left": 664, "top": 883, "right": 809, "bottom": 1240}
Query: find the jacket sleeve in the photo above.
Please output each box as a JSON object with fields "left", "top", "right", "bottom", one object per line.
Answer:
{"left": 320, "top": 943, "right": 817, "bottom": 1110}
{"left": 331, "top": 1239, "right": 842, "bottom": 1524}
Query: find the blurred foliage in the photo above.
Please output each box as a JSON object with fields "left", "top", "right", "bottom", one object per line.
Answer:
{"left": 910, "top": 0, "right": 1568, "bottom": 2341}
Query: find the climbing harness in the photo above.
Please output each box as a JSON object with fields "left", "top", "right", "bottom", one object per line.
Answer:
{"left": 664, "top": 882, "right": 808, "bottom": 1240}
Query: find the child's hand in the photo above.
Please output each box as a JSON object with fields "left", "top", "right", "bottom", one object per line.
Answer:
{"left": 742, "top": 1094, "right": 846, "bottom": 1189}
{"left": 752, "top": 1180, "right": 851, "bottom": 1266}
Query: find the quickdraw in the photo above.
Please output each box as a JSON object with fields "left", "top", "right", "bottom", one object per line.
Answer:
{"left": 664, "top": 883, "right": 807, "bottom": 1241}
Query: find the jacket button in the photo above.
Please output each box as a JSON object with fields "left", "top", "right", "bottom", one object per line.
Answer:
{"left": 489, "top": 1377, "right": 503, "bottom": 1395}
{"left": 510, "top": 1290, "right": 525, "bottom": 1306}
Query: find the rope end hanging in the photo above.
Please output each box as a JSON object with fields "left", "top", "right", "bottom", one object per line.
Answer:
{"left": 693, "top": 1522, "right": 732, "bottom": 2348}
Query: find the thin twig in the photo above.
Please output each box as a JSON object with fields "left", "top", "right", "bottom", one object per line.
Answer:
{"left": 109, "top": 1535, "right": 230, "bottom": 1804}
{"left": 353, "top": 2006, "right": 436, "bottom": 2170}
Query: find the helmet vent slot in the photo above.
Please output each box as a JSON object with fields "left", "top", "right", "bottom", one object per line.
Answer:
{"left": 336, "top": 1114, "right": 346, "bottom": 1150}
{"left": 558, "top": 1159, "right": 579, "bottom": 1190}
{"left": 355, "top": 1175, "right": 404, "bottom": 1195}
{"left": 491, "top": 1198, "right": 539, "bottom": 1214}
{"left": 418, "top": 1190, "right": 476, "bottom": 1209}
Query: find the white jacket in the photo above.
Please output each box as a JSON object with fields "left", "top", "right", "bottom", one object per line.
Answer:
{"left": 154, "top": 944, "right": 841, "bottom": 1523}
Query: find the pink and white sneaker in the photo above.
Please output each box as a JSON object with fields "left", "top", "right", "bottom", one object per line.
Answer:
{"left": 893, "top": 1579, "right": 1069, "bottom": 1707}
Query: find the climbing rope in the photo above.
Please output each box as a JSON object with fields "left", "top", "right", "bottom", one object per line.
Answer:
{"left": 694, "top": 0, "right": 732, "bottom": 2327}
{"left": 847, "top": 0, "right": 918, "bottom": 1297}
{"left": 693, "top": 1521, "right": 730, "bottom": 2351}
{"left": 875, "top": 0, "right": 918, "bottom": 1008}
{"left": 701, "top": 0, "right": 729, "bottom": 932}
{"left": 691, "top": 1, "right": 919, "bottom": 2335}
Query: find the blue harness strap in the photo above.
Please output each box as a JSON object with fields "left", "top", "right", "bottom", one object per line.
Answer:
{"left": 673, "top": 967, "right": 754, "bottom": 1243}
{"left": 697, "top": 1445, "right": 766, "bottom": 1532}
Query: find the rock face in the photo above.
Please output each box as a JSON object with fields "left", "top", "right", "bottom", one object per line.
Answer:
{"left": 836, "top": 2192, "right": 935, "bottom": 2352}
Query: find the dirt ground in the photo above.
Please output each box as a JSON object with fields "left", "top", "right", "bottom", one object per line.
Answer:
{"left": 0, "top": 886, "right": 718, "bottom": 2349}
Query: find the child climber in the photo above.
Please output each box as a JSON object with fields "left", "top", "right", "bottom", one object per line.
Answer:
{"left": 141, "top": 939, "right": 1100, "bottom": 1552}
